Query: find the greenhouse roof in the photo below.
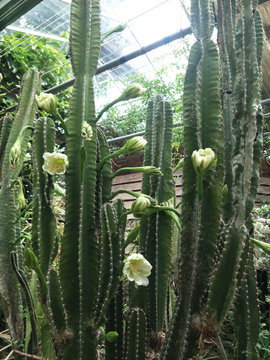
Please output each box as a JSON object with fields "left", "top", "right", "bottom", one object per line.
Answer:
{"left": 0, "top": 0, "right": 191, "bottom": 88}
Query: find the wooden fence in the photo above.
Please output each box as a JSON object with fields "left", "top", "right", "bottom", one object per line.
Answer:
{"left": 112, "top": 168, "right": 270, "bottom": 218}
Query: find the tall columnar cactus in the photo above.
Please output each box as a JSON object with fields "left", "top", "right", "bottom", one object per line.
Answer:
{"left": 0, "top": 0, "right": 264, "bottom": 359}
{"left": 139, "top": 95, "right": 174, "bottom": 335}
{"left": 0, "top": 68, "right": 41, "bottom": 351}
{"left": 159, "top": 0, "right": 263, "bottom": 358}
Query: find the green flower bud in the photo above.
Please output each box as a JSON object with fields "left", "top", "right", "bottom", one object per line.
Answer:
{"left": 54, "top": 183, "right": 66, "bottom": 197}
{"left": 104, "top": 332, "right": 118, "bottom": 343}
{"left": 251, "top": 238, "right": 270, "bottom": 256}
{"left": 9, "top": 140, "right": 21, "bottom": 169}
{"left": 119, "top": 83, "right": 146, "bottom": 101}
{"left": 9, "top": 126, "right": 34, "bottom": 169}
{"left": 173, "top": 158, "right": 184, "bottom": 173}
{"left": 119, "top": 136, "right": 147, "bottom": 155}
{"left": 221, "top": 184, "right": 228, "bottom": 204}
{"left": 0, "top": 73, "right": 3, "bottom": 83}
{"left": 35, "top": 93, "right": 58, "bottom": 115}
{"left": 132, "top": 196, "right": 151, "bottom": 213}
{"left": 25, "top": 248, "right": 39, "bottom": 271}
{"left": 81, "top": 121, "right": 93, "bottom": 141}
{"left": 140, "top": 166, "right": 163, "bottom": 176}
{"left": 131, "top": 195, "right": 159, "bottom": 218}
{"left": 16, "top": 180, "right": 26, "bottom": 210}
{"left": 191, "top": 148, "right": 217, "bottom": 175}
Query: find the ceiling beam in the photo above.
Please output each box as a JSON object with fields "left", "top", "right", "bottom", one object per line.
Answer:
{"left": 0, "top": 0, "right": 43, "bottom": 32}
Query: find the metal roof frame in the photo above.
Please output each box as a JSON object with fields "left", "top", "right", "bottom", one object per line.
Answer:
{"left": 0, "top": 0, "right": 43, "bottom": 32}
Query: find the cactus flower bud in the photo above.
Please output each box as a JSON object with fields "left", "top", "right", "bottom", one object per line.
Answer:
{"left": 54, "top": 183, "right": 66, "bottom": 197}
{"left": 81, "top": 121, "right": 93, "bottom": 141}
{"left": 191, "top": 148, "right": 217, "bottom": 175}
{"left": 35, "top": 93, "right": 58, "bottom": 115}
{"left": 9, "top": 125, "right": 34, "bottom": 169}
{"left": 0, "top": 73, "right": 3, "bottom": 83}
{"left": 43, "top": 152, "right": 69, "bottom": 175}
{"left": 140, "top": 166, "right": 163, "bottom": 176}
{"left": 16, "top": 180, "right": 26, "bottom": 210}
{"left": 251, "top": 237, "right": 270, "bottom": 256}
{"left": 119, "top": 136, "right": 147, "bottom": 155}
{"left": 122, "top": 253, "right": 152, "bottom": 286}
{"left": 131, "top": 195, "right": 159, "bottom": 218}
{"left": 9, "top": 140, "right": 21, "bottom": 169}
{"left": 191, "top": 148, "right": 217, "bottom": 200}
{"left": 119, "top": 83, "right": 146, "bottom": 101}
{"left": 131, "top": 196, "right": 151, "bottom": 213}
{"left": 221, "top": 184, "right": 228, "bottom": 204}
{"left": 25, "top": 248, "right": 39, "bottom": 271}
{"left": 104, "top": 332, "right": 119, "bottom": 342}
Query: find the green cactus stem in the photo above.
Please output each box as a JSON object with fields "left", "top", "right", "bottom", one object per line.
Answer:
{"left": 10, "top": 251, "right": 38, "bottom": 348}
{"left": 111, "top": 166, "right": 162, "bottom": 179}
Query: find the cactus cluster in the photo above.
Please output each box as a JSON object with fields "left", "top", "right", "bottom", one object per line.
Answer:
{"left": 0, "top": 0, "right": 264, "bottom": 359}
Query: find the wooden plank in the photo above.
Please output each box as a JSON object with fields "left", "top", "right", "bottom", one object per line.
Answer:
{"left": 112, "top": 172, "right": 142, "bottom": 185}
{"left": 112, "top": 182, "right": 142, "bottom": 192}
{"left": 259, "top": 177, "right": 270, "bottom": 184}
{"left": 257, "top": 186, "right": 270, "bottom": 195}
{"left": 111, "top": 167, "right": 269, "bottom": 212}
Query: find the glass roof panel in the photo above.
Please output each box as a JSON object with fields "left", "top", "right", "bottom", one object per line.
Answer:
{"left": 0, "top": 0, "right": 191, "bottom": 106}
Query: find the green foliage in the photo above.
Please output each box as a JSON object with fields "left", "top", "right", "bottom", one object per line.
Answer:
{"left": 257, "top": 324, "right": 270, "bottom": 360}
{"left": 0, "top": 30, "right": 72, "bottom": 117}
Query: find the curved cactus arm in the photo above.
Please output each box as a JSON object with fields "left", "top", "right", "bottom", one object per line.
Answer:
{"left": 2, "top": 69, "right": 41, "bottom": 183}
{"left": 32, "top": 118, "right": 56, "bottom": 279}
{"left": 10, "top": 251, "right": 38, "bottom": 348}
{"left": 124, "top": 308, "right": 146, "bottom": 360}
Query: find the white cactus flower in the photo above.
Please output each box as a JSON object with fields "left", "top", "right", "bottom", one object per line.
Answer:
{"left": 42, "top": 152, "right": 69, "bottom": 175}
{"left": 123, "top": 253, "right": 152, "bottom": 286}
{"left": 191, "top": 148, "right": 216, "bottom": 175}
{"left": 35, "top": 93, "right": 57, "bottom": 115}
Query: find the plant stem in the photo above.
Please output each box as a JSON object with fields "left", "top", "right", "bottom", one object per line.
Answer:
{"left": 217, "top": 334, "right": 228, "bottom": 360}
{"left": 95, "top": 98, "right": 121, "bottom": 122}
{"left": 110, "top": 189, "right": 140, "bottom": 201}
{"left": 55, "top": 111, "right": 69, "bottom": 136}
{"left": 197, "top": 174, "right": 203, "bottom": 201}
{"left": 96, "top": 149, "right": 121, "bottom": 170}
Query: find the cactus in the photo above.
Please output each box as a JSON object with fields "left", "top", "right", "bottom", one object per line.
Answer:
{"left": 0, "top": 0, "right": 264, "bottom": 359}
